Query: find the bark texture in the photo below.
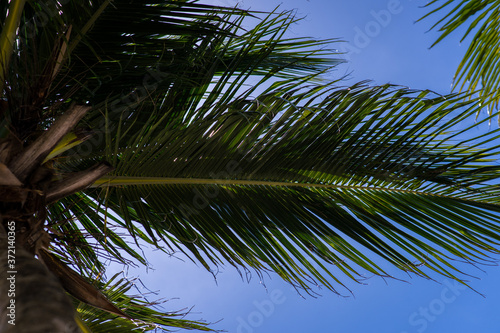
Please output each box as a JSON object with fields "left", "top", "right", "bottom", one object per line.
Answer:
{"left": 9, "top": 105, "right": 90, "bottom": 182}
{"left": 0, "top": 226, "right": 80, "bottom": 333}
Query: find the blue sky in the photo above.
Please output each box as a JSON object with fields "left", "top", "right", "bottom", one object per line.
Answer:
{"left": 110, "top": 1, "right": 500, "bottom": 332}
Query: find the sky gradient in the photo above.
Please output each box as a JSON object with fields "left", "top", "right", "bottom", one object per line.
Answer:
{"left": 109, "top": 1, "right": 500, "bottom": 332}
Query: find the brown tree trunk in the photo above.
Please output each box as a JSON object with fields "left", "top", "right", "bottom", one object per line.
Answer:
{"left": 0, "top": 225, "right": 80, "bottom": 333}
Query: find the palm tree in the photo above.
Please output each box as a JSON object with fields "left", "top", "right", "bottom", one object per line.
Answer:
{"left": 2, "top": 0, "right": 500, "bottom": 331}
{"left": 421, "top": 0, "right": 500, "bottom": 116}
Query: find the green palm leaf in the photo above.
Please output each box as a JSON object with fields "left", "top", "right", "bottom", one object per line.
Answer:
{"left": 79, "top": 81, "right": 500, "bottom": 295}
{"left": 74, "top": 272, "right": 215, "bottom": 332}
{"left": 420, "top": 0, "right": 500, "bottom": 116}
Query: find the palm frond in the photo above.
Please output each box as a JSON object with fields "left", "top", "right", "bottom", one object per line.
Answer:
{"left": 0, "top": 0, "right": 26, "bottom": 88}
{"left": 420, "top": 0, "right": 500, "bottom": 117}
{"left": 74, "top": 272, "right": 216, "bottom": 332}
{"left": 47, "top": 192, "right": 153, "bottom": 276}
{"left": 77, "top": 81, "right": 500, "bottom": 295}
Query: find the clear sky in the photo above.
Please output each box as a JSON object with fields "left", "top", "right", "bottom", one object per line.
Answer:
{"left": 109, "top": 1, "right": 500, "bottom": 332}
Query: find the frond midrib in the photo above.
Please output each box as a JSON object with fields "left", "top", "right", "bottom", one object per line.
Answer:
{"left": 91, "top": 175, "right": 489, "bottom": 202}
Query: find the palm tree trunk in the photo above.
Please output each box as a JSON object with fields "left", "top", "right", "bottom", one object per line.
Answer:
{"left": 0, "top": 225, "right": 79, "bottom": 333}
